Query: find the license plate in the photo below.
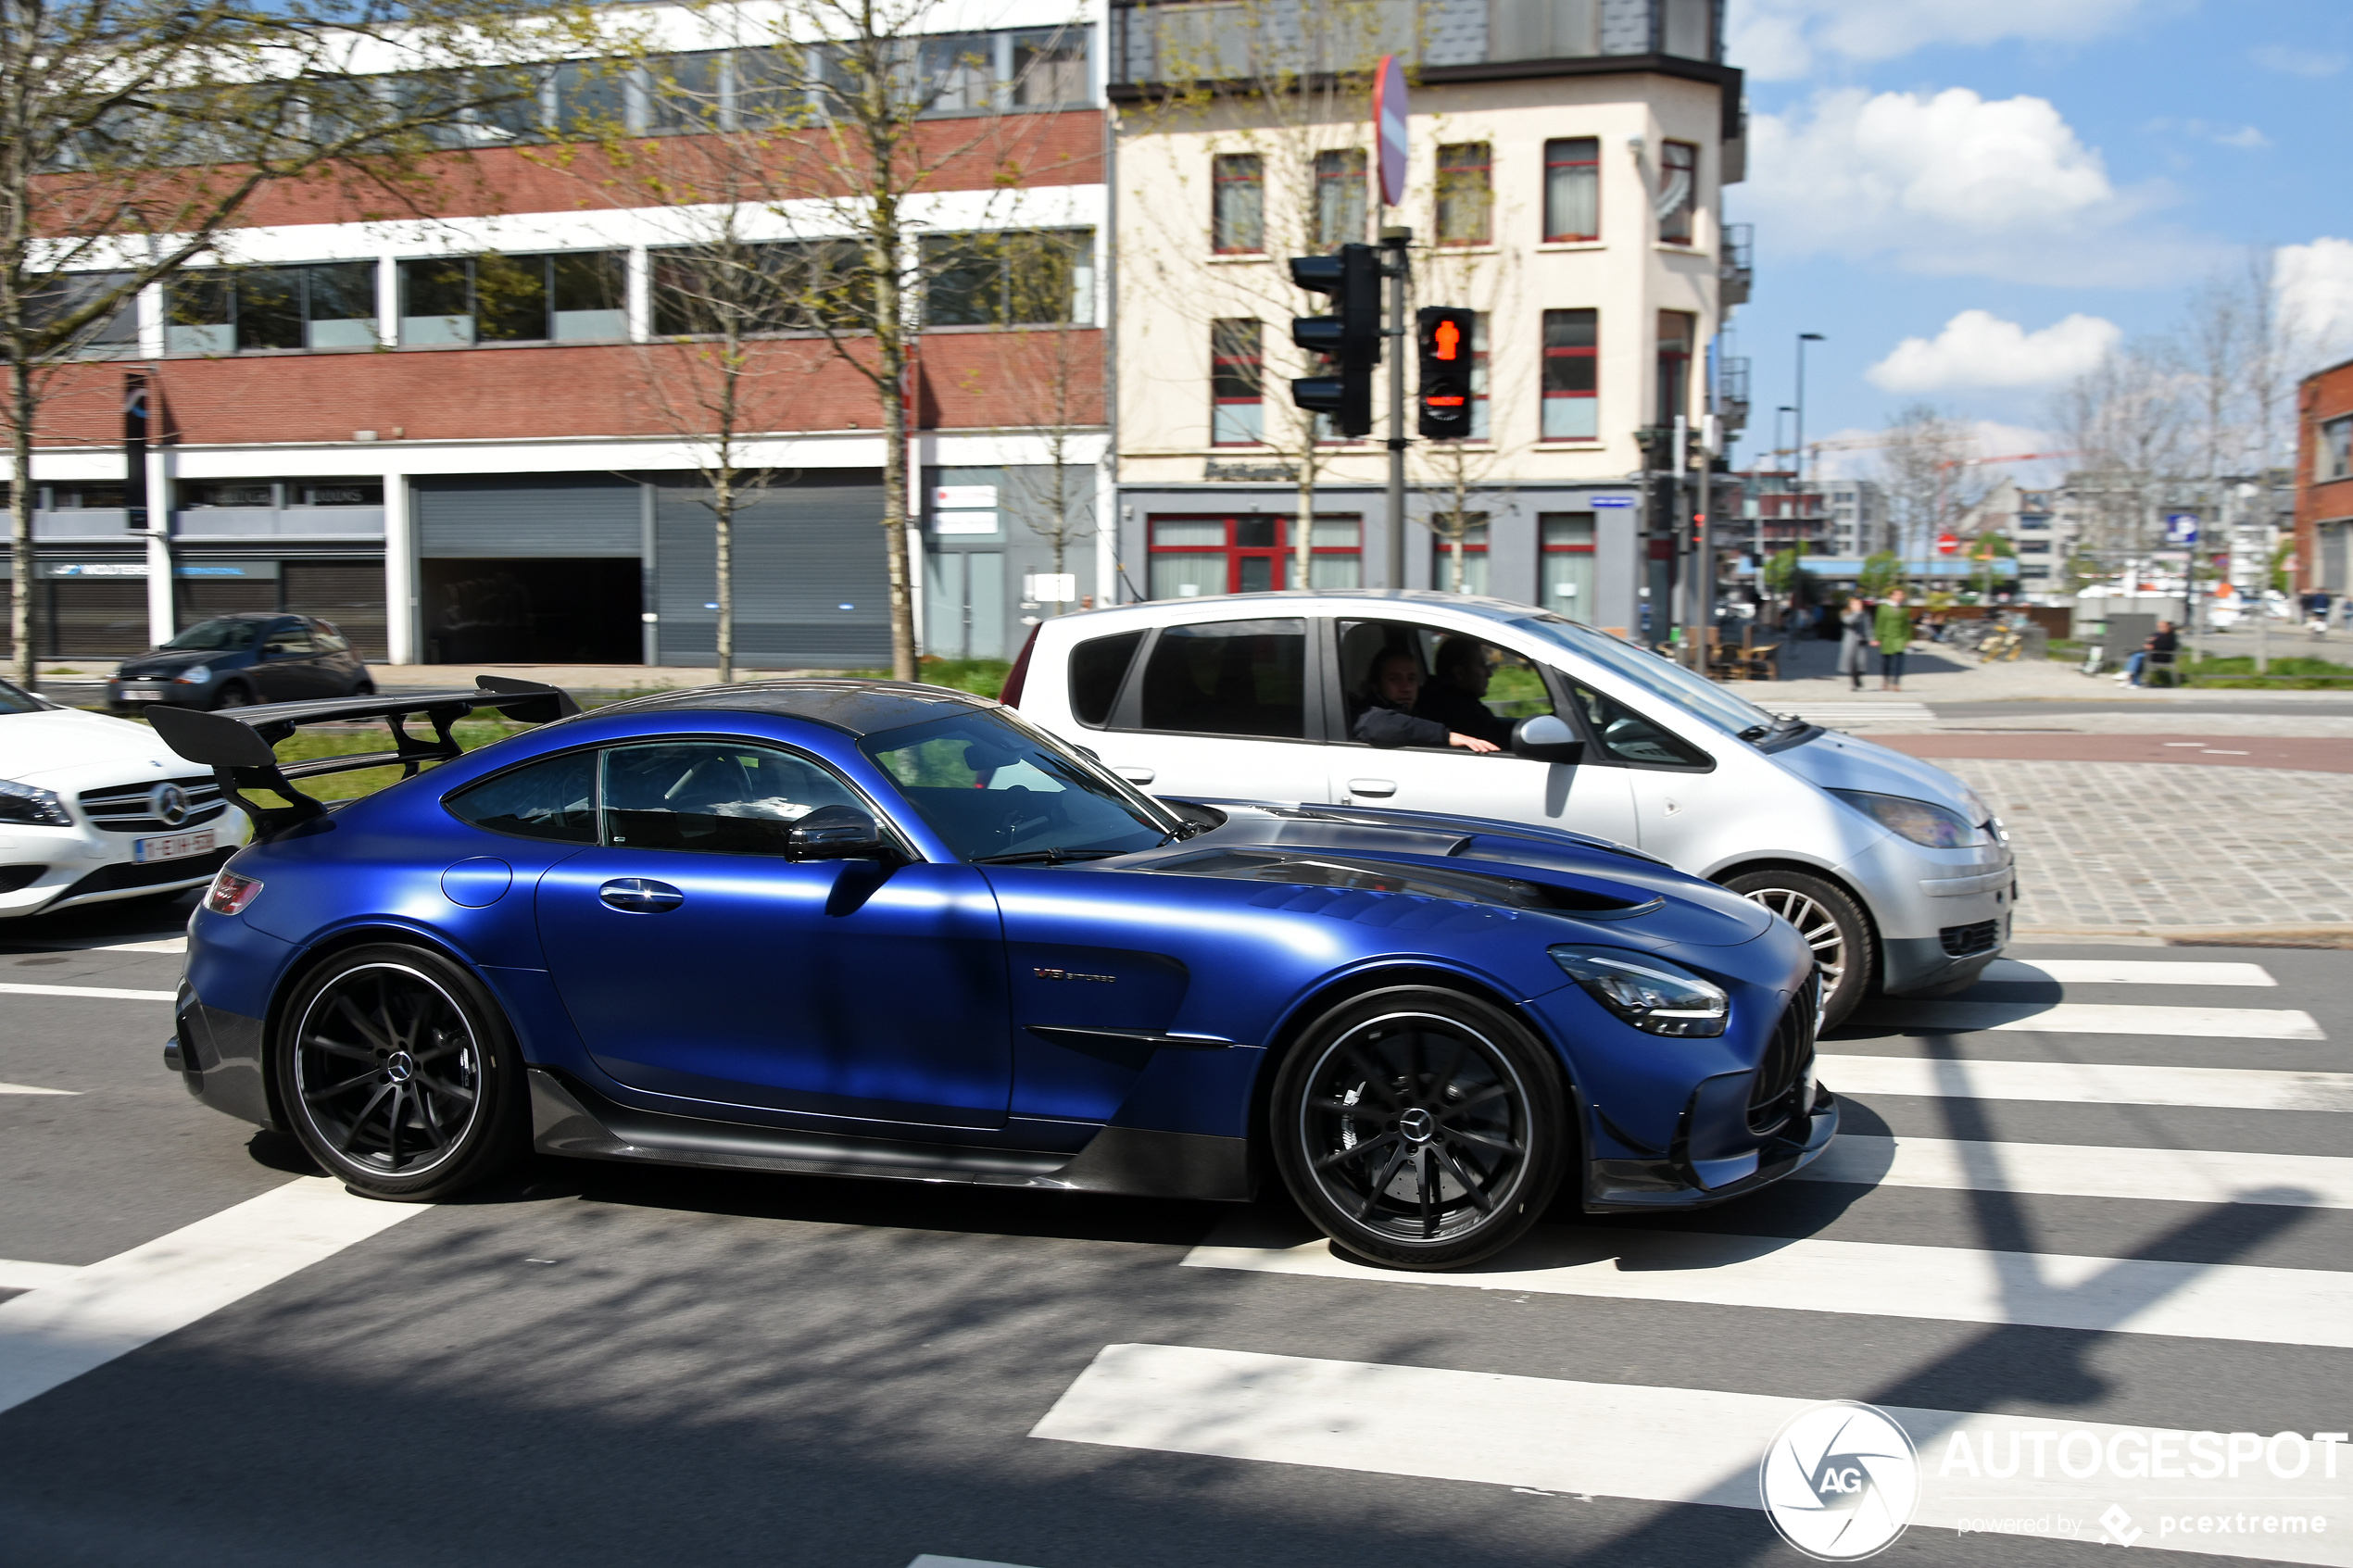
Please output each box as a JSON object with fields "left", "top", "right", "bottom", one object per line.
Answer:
{"left": 120, "top": 685, "right": 167, "bottom": 701}
{"left": 133, "top": 831, "right": 214, "bottom": 864}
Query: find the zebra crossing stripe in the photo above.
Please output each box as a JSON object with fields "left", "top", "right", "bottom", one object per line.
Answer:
{"left": 1988, "top": 959, "right": 2276, "bottom": 987}
{"left": 1818, "top": 1054, "right": 2353, "bottom": 1112}
{"left": 1180, "top": 1226, "right": 2353, "bottom": 1347}
{"left": 1861, "top": 1001, "right": 2323, "bottom": 1040}
{"left": 0, "top": 1261, "right": 82, "bottom": 1292}
{"left": 0, "top": 982, "right": 176, "bottom": 1003}
{"left": 0, "top": 1082, "right": 78, "bottom": 1097}
{"left": 1796, "top": 1135, "right": 2353, "bottom": 1209}
{"left": 1032, "top": 1345, "right": 2353, "bottom": 1567}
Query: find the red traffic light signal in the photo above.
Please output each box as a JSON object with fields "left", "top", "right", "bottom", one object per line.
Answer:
{"left": 1417, "top": 306, "right": 1476, "bottom": 439}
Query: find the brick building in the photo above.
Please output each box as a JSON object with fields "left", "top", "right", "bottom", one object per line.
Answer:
{"left": 2297, "top": 356, "right": 2353, "bottom": 599}
{"left": 6, "top": 0, "right": 1107, "bottom": 669}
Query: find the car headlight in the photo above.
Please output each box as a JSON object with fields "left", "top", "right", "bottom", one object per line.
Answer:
{"left": 1828, "top": 788, "right": 1988, "bottom": 848}
{"left": 174, "top": 665, "right": 212, "bottom": 684}
{"left": 0, "top": 779, "right": 72, "bottom": 827}
{"left": 1550, "top": 944, "right": 1729, "bottom": 1036}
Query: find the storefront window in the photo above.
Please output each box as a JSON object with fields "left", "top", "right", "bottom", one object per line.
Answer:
{"left": 1147, "top": 515, "right": 1360, "bottom": 597}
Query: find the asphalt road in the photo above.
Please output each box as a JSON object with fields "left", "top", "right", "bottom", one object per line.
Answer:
{"left": 2, "top": 891, "right": 2348, "bottom": 1568}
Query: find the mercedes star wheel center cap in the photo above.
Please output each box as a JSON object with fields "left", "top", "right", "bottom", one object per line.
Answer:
{"left": 384, "top": 1051, "right": 415, "bottom": 1084}
{"left": 1398, "top": 1107, "right": 1436, "bottom": 1144}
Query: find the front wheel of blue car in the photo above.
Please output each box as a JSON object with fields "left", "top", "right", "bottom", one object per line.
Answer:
{"left": 1272, "top": 988, "right": 1570, "bottom": 1271}
{"left": 275, "top": 945, "right": 525, "bottom": 1201}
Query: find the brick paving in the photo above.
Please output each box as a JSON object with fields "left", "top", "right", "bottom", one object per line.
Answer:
{"left": 1944, "top": 759, "right": 2353, "bottom": 931}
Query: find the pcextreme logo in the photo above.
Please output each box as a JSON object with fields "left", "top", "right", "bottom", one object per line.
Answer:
{"left": 1759, "top": 1401, "right": 1922, "bottom": 1561}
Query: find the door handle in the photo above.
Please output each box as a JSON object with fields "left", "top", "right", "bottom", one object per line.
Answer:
{"left": 1348, "top": 778, "right": 1398, "bottom": 797}
{"left": 1115, "top": 766, "right": 1155, "bottom": 784}
{"left": 598, "top": 877, "right": 684, "bottom": 913}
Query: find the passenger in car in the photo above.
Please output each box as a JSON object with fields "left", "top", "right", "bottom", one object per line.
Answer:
{"left": 1352, "top": 648, "right": 1503, "bottom": 752}
{"left": 1416, "top": 637, "right": 1516, "bottom": 747}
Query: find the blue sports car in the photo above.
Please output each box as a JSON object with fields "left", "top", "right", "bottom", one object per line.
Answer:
{"left": 153, "top": 678, "right": 1833, "bottom": 1270}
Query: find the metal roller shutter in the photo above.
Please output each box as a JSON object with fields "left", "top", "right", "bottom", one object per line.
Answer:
{"left": 414, "top": 474, "right": 643, "bottom": 558}
{"left": 283, "top": 562, "right": 389, "bottom": 661}
{"left": 655, "top": 477, "right": 891, "bottom": 667}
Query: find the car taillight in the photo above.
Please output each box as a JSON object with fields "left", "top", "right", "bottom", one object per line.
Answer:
{"left": 999, "top": 622, "right": 1040, "bottom": 709}
{"left": 205, "top": 869, "right": 262, "bottom": 915}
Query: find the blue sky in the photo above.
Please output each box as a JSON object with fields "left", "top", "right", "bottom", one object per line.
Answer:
{"left": 1721, "top": 0, "right": 2353, "bottom": 479}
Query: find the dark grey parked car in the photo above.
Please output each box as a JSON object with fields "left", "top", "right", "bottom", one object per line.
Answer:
{"left": 108, "top": 614, "right": 373, "bottom": 711}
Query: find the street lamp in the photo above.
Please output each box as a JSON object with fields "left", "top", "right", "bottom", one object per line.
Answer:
{"left": 1793, "top": 333, "right": 1824, "bottom": 488}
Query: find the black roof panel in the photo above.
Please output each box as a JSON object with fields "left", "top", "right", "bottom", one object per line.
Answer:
{"left": 592, "top": 679, "right": 996, "bottom": 735}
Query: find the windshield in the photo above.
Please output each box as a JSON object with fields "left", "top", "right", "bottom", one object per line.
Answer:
{"left": 862, "top": 707, "right": 1180, "bottom": 863}
{"left": 1510, "top": 616, "right": 1780, "bottom": 738}
{"left": 0, "top": 679, "right": 48, "bottom": 714}
{"left": 163, "top": 619, "right": 258, "bottom": 652}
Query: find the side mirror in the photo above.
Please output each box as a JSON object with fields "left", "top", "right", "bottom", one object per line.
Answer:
{"left": 1512, "top": 713, "right": 1586, "bottom": 766}
{"left": 787, "top": 805, "right": 889, "bottom": 860}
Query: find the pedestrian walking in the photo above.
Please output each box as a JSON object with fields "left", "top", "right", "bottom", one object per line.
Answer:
{"left": 1836, "top": 596, "right": 1871, "bottom": 692}
{"left": 1871, "top": 589, "right": 1912, "bottom": 692}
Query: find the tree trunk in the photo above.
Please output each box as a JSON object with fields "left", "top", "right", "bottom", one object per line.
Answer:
{"left": 714, "top": 480, "right": 734, "bottom": 685}
{"left": 10, "top": 359, "right": 33, "bottom": 689}
{"left": 1292, "top": 460, "right": 1315, "bottom": 592}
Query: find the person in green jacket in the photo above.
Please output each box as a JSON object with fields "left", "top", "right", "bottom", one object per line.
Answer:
{"left": 1870, "top": 588, "right": 1913, "bottom": 692}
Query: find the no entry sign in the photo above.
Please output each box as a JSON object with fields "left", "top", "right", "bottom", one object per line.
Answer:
{"left": 1374, "top": 55, "right": 1407, "bottom": 207}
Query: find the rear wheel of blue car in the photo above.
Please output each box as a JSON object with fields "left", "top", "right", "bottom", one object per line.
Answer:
{"left": 1272, "top": 987, "right": 1569, "bottom": 1271}
{"left": 275, "top": 944, "right": 525, "bottom": 1201}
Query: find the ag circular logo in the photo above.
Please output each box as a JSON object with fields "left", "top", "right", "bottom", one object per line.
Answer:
{"left": 1758, "top": 1400, "right": 1919, "bottom": 1561}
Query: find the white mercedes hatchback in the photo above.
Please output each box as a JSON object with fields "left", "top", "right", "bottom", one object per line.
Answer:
{"left": 1003, "top": 591, "right": 2013, "bottom": 1026}
{"left": 0, "top": 678, "right": 248, "bottom": 919}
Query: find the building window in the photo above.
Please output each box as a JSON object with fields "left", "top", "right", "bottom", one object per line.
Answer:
{"left": 398, "top": 252, "right": 626, "bottom": 346}
{"left": 1465, "top": 313, "right": 1491, "bottom": 439}
{"left": 1147, "top": 515, "right": 1358, "bottom": 597}
{"left": 1012, "top": 29, "right": 1091, "bottom": 107}
{"left": 650, "top": 240, "right": 862, "bottom": 337}
{"left": 1211, "top": 319, "right": 1264, "bottom": 445}
{"left": 1658, "top": 140, "right": 1697, "bottom": 244}
{"left": 1436, "top": 143, "right": 1492, "bottom": 245}
{"left": 1541, "top": 513, "right": 1596, "bottom": 619}
{"left": 2321, "top": 415, "right": 2353, "bottom": 483}
{"left": 923, "top": 230, "right": 1095, "bottom": 326}
{"left": 1314, "top": 148, "right": 1367, "bottom": 249}
{"left": 30, "top": 271, "right": 140, "bottom": 356}
{"left": 167, "top": 263, "right": 378, "bottom": 354}
{"left": 1542, "top": 137, "right": 1599, "bottom": 242}
{"left": 1430, "top": 516, "right": 1487, "bottom": 594}
{"left": 1656, "top": 309, "right": 1694, "bottom": 425}
{"left": 1541, "top": 308, "right": 1598, "bottom": 440}
{"left": 1212, "top": 153, "right": 1265, "bottom": 254}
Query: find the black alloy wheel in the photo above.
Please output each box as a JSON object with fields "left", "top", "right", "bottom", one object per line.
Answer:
{"left": 1721, "top": 869, "right": 1875, "bottom": 1028}
{"left": 210, "top": 682, "right": 254, "bottom": 711}
{"left": 274, "top": 944, "right": 524, "bottom": 1200}
{"left": 1271, "top": 987, "right": 1570, "bottom": 1270}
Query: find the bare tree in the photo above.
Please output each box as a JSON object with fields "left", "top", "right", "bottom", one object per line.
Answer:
{"left": 1120, "top": 0, "right": 1404, "bottom": 590}
{"left": 0, "top": 0, "right": 575, "bottom": 684}
{"left": 986, "top": 232, "right": 1101, "bottom": 612}
{"left": 1875, "top": 402, "right": 1994, "bottom": 565}
{"left": 2050, "top": 346, "right": 2190, "bottom": 571}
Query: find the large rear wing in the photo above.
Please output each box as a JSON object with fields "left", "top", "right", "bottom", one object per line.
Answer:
{"left": 146, "top": 675, "right": 579, "bottom": 837}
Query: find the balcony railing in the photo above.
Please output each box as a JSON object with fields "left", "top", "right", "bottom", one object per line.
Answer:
{"left": 1108, "top": 0, "right": 1721, "bottom": 87}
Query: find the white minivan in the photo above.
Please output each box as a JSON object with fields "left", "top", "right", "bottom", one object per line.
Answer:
{"left": 1003, "top": 591, "right": 2013, "bottom": 1025}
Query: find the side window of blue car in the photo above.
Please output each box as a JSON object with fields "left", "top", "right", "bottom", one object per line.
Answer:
{"left": 446, "top": 751, "right": 598, "bottom": 843}
{"left": 599, "top": 742, "right": 866, "bottom": 856}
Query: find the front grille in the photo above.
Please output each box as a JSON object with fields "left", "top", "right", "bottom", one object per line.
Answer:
{"left": 60, "top": 845, "right": 235, "bottom": 900}
{"left": 1748, "top": 972, "right": 1819, "bottom": 1136}
{"left": 77, "top": 777, "right": 228, "bottom": 834}
{"left": 1940, "top": 919, "right": 2000, "bottom": 958}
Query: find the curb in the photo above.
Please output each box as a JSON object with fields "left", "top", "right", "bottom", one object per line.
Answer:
{"left": 2017, "top": 924, "right": 2353, "bottom": 949}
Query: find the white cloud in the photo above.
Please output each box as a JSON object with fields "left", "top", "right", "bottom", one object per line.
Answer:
{"left": 1867, "top": 310, "right": 2122, "bottom": 392}
{"left": 2249, "top": 44, "right": 2347, "bottom": 78}
{"left": 2277, "top": 237, "right": 2353, "bottom": 366}
{"left": 2212, "top": 125, "right": 2271, "bottom": 150}
{"left": 1741, "top": 88, "right": 2182, "bottom": 282}
{"left": 1729, "top": 0, "right": 2156, "bottom": 82}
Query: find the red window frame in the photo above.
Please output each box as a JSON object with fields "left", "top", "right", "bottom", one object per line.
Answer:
{"left": 1210, "top": 319, "right": 1264, "bottom": 446}
{"left": 1435, "top": 142, "right": 1492, "bottom": 245}
{"left": 1656, "top": 309, "right": 1693, "bottom": 427}
{"left": 1147, "top": 515, "right": 1362, "bottom": 595}
{"left": 1541, "top": 308, "right": 1598, "bottom": 442}
{"left": 1212, "top": 153, "right": 1265, "bottom": 255}
{"left": 1542, "top": 136, "right": 1600, "bottom": 242}
{"left": 1659, "top": 140, "right": 1697, "bottom": 245}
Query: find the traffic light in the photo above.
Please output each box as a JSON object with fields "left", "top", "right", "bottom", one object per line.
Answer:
{"left": 1289, "top": 243, "right": 1380, "bottom": 437}
{"left": 1416, "top": 306, "right": 1476, "bottom": 438}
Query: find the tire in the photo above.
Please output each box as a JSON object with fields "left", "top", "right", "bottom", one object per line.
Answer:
{"left": 1723, "top": 869, "right": 1875, "bottom": 1028}
{"left": 210, "top": 682, "right": 255, "bottom": 711}
{"left": 351, "top": 679, "right": 375, "bottom": 696}
{"left": 273, "top": 943, "right": 526, "bottom": 1201}
{"left": 1270, "top": 986, "right": 1571, "bottom": 1271}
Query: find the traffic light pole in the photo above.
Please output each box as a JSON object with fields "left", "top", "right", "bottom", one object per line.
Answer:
{"left": 1382, "top": 226, "right": 1411, "bottom": 592}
